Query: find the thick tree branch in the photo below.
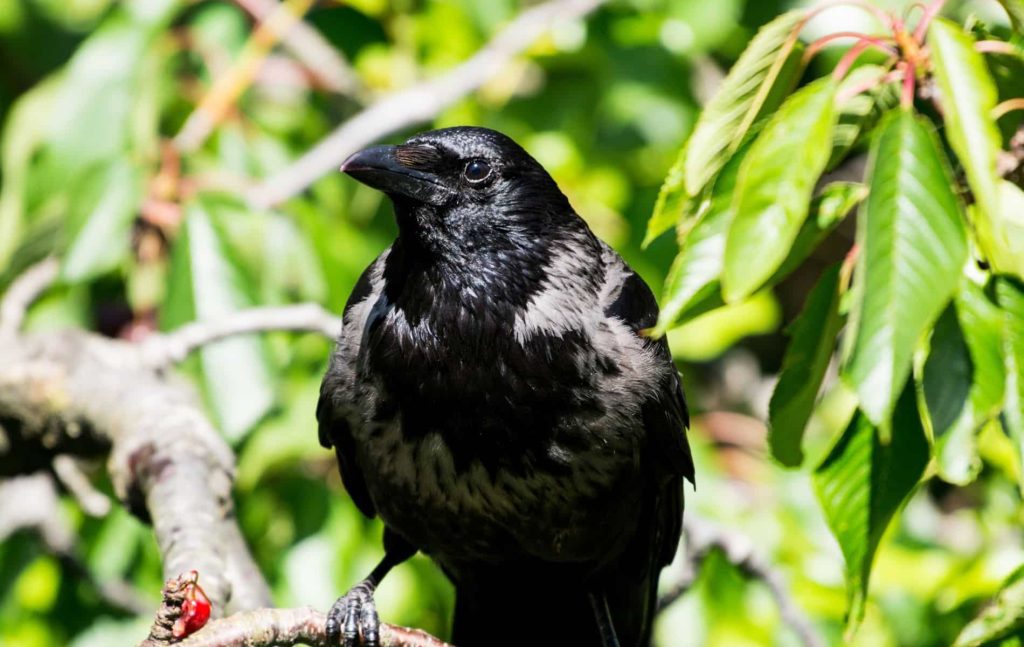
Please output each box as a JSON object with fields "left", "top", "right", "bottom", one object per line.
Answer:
{"left": 141, "top": 583, "right": 452, "bottom": 647}
{"left": 247, "top": 0, "right": 607, "bottom": 209}
{"left": 659, "top": 516, "right": 825, "bottom": 647}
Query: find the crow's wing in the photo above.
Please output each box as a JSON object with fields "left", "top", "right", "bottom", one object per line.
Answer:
{"left": 316, "top": 251, "right": 390, "bottom": 519}
{"left": 601, "top": 251, "right": 695, "bottom": 489}
{"left": 598, "top": 248, "right": 695, "bottom": 644}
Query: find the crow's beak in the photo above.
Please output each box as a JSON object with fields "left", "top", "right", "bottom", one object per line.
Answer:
{"left": 340, "top": 145, "right": 451, "bottom": 205}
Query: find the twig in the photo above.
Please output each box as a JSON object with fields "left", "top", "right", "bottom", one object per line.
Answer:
{"left": 247, "top": 0, "right": 608, "bottom": 209}
{"left": 0, "top": 257, "right": 60, "bottom": 339}
{"left": 659, "top": 517, "right": 825, "bottom": 647}
{"left": 139, "top": 304, "right": 341, "bottom": 368}
{"left": 174, "top": 0, "right": 318, "bottom": 152}
{"left": 142, "top": 599, "right": 452, "bottom": 647}
{"left": 53, "top": 454, "right": 112, "bottom": 517}
{"left": 233, "top": 0, "right": 362, "bottom": 96}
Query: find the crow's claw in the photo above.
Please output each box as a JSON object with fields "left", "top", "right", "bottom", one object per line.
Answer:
{"left": 326, "top": 581, "right": 380, "bottom": 647}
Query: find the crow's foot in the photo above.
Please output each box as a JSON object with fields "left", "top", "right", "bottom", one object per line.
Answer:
{"left": 326, "top": 580, "right": 380, "bottom": 647}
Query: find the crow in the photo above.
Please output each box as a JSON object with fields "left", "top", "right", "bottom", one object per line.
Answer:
{"left": 317, "top": 126, "right": 694, "bottom": 647}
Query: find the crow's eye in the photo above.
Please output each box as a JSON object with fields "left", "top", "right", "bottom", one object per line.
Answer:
{"left": 463, "top": 160, "right": 492, "bottom": 184}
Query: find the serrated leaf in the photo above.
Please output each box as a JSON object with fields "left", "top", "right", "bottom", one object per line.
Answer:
{"left": 683, "top": 10, "right": 805, "bottom": 196}
{"left": 929, "top": 19, "right": 1018, "bottom": 278}
{"left": 644, "top": 143, "right": 692, "bottom": 248}
{"left": 997, "top": 0, "right": 1024, "bottom": 33}
{"left": 954, "top": 564, "right": 1024, "bottom": 647}
{"left": 990, "top": 180, "right": 1024, "bottom": 280}
{"left": 998, "top": 277, "right": 1024, "bottom": 495}
{"left": 814, "top": 386, "right": 930, "bottom": 627}
{"left": 62, "top": 161, "right": 141, "bottom": 282}
{"left": 842, "top": 110, "right": 968, "bottom": 430}
{"left": 653, "top": 148, "right": 747, "bottom": 335}
{"left": 769, "top": 264, "right": 843, "bottom": 467}
{"left": 655, "top": 180, "right": 863, "bottom": 335}
{"left": 723, "top": 78, "right": 838, "bottom": 302}
{"left": 163, "top": 199, "right": 275, "bottom": 441}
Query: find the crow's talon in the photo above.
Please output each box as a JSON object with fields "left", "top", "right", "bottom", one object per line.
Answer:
{"left": 327, "top": 581, "right": 379, "bottom": 647}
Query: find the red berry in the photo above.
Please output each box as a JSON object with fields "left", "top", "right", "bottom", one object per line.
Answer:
{"left": 171, "top": 572, "right": 212, "bottom": 639}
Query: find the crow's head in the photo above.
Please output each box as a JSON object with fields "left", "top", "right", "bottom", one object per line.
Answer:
{"left": 341, "top": 127, "right": 577, "bottom": 256}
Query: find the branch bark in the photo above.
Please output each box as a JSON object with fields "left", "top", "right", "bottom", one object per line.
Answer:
{"left": 247, "top": 0, "right": 607, "bottom": 209}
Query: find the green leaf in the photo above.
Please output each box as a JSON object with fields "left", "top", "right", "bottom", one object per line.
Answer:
{"left": 722, "top": 77, "right": 838, "bottom": 302}
{"left": 998, "top": 277, "right": 1024, "bottom": 494}
{"left": 997, "top": 0, "right": 1024, "bottom": 33}
{"left": 829, "top": 65, "right": 900, "bottom": 170}
{"left": 61, "top": 161, "right": 141, "bottom": 282}
{"left": 814, "top": 386, "right": 930, "bottom": 626}
{"left": 842, "top": 111, "right": 968, "bottom": 430}
{"left": 954, "top": 564, "right": 1024, "bottom": 647}
{"left": 653, "top": 147, "right": 747, "bottom": 335}
{"left": 644, "top": 143, "right": 692, "bottom": 248}
{"left": 922, "top": 284, "right": 1006, "bottom": 487}
{"left": 654, "top": 180, "right": 863, "bottom": 335}
{"left": 929, "top": 19, "right": 1019, "bottom": 278}
{"left": 775, "top": 181, "right": 869, "bottom": 280}
{"left": 0, "top": 78, "right": 60, "bottom": 271}
{"left": 989, "top": 180, "right": 1024, "bottom": 280}
{"left": 683, "top": 10, "right": 805, "bottom": 196}
{"left": 163, "top": 198, "right": 275, "bottom": 442}
{"left": 768, "top": 264, "right": 843, "bottom": 467}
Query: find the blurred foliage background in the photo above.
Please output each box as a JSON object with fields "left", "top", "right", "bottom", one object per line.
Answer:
{"left": 1, "top": 0, "right": 1022, "bottom": 645}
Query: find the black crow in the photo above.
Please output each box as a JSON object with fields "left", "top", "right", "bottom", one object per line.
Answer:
{"left": 317, "top": 126, "right": 694, "bottom": 647}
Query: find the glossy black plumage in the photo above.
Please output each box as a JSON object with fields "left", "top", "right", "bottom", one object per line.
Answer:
{"left": 317, "top": 126, "right": 693, "bottom": 647}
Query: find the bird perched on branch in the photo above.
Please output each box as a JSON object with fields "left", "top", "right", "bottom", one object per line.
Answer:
{"left": 317, "top": 126, "right": 694, "bottom": 647}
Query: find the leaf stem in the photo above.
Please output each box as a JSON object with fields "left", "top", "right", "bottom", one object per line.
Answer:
{"left": 900, "top": 60, "right": 916, "bottom": 109}
{"left": 832, "top": 39, "right": 877, "bottom": 80}
{"left": 912, "top": 0, "right": 947, "bottom": 42}
{"left": 993, "top": 98, "right": 1024, "bottom": 120}
{"left": 835, "top": 65, "right": 902, "bottom": 103}
{"left": 975, "top": 40, "right": 1020, "bottom": 56}
{"left": 805, "top": 32, "right": 898, "bottom": 63}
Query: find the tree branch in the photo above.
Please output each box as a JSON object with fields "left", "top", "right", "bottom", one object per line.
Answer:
{"left": 0, "top": 256, "right": 59, "bottom": 339}
{"left": 247, "top": 0, "right": 607, "bottom": 209}
{"left": 233, "top": 0, "right": 362, "bottom": 96}
{"left": 139, "top": 304, "right": 341, "bottom": 368}
{"left": 659, "top": 516, "right": 825, "bottom": 647}
{"left": 141, "top": 588, "right": 452, "bottom": 647}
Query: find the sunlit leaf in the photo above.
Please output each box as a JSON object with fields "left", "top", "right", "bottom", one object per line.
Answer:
{"left": 996, "top": 0, "right": 1024, "bottom": 33}
{"left": 163, "top": 198, "right": 275, "bottom": 441}
{"left": 683, "top": 10, "right": 805, "bottom": 196}
{"left": 62, "top": 160, "right": 141, "bottom": 282}
{"left": 814, "top": 387, "right": 930, "bottom": 626}
{"left": 954, "top": 564, "right": 1024, "bottom": 647}
{"left": 769, "top": 264, "right": 843, "bottom": 467}
{"left": 929, "top": 19, "right": 1019, "bottom": 279}
{"left": 644, "top": 142, "right": 692, "bottom": 248}
{"left": 842, "top": 110, "right": 968, "bottom": 431}
{"left": 998, "top": 277, "right": 1024, "bottom": 495}
{"left": 654, "top": 147, "right": 748, "bottom": 335}
{"left": 722, "top": 77, "right": 837, "bottom": 302}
